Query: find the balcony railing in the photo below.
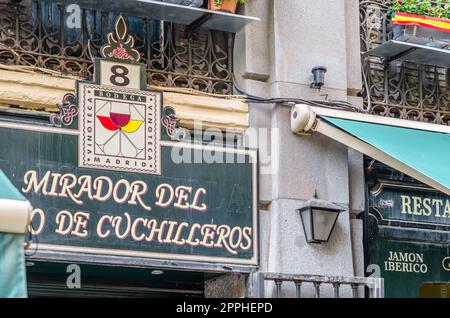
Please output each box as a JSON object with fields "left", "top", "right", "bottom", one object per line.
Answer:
{"left": 247, "top": 272, "right": 384, "bottom": 298}
{"left": 360, "top": 0, "right": 449, "bottom": 125}
{"left": 0, "top": 0, "right": 234, "bottom": 95}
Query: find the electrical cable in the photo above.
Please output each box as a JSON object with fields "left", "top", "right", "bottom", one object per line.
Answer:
{"left": 232, "top": 72, "right": 364, "bottom": 112}
{"left": 230, "top": 34, "right": 365, "bottom": 113}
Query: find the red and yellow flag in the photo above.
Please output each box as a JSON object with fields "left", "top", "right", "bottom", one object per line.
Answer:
{"left": 392, "top": 12, "right": 450, "bottom": 33}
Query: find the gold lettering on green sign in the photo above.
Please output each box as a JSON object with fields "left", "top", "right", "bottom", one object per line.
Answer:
{"left": 385, "top": 251, "right": 428, "bottom": 274}
{"left": 400, "top": 194, "right": 450, "bottom": 219}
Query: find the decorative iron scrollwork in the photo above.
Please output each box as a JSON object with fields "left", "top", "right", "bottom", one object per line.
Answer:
{"left": 360, "top": 0, "right": 449, "bottom": 125}
{"left": 0, "top": 0, "right": 233, "bottom": 95}
{"left": 50, "top": 93, "right": 78, "bottom": 127}
{"left": 162, "top": 106, "right": 189, "bottom": 141}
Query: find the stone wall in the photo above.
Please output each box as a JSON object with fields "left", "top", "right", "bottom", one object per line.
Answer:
{"left": 208, "top": 0, "right": 366, "bottom": 298}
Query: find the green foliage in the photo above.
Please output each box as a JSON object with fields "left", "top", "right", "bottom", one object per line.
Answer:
{"left": 214, "top": 0, "right": 246, "bottom": 7}
{"left": 388, "top": 0, "right": 450, "bottom": 19}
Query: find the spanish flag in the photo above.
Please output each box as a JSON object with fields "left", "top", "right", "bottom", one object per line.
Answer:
{"left": 392, "top": 12, "right": 450, "bottom": 33}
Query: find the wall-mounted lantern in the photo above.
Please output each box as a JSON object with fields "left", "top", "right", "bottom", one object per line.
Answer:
{"left": 297, "top": 199, "right": 344, "bottom": 244}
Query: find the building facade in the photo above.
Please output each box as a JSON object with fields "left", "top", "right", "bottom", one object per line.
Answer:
{"left": 0, "top": 0, "right": 448, "bottom": 298}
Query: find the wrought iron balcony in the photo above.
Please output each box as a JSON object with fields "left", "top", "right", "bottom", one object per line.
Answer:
{"left": 360, "top": 0, "right": 449, "bottom": 125}
{"left": 247, "top": 272, "right": 384, "bottom": 298}
{"left": 0, "top": 0, "right": 246, "bottom": 95}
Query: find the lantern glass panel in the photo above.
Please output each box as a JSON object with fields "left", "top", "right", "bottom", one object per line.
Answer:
{"left": 311, "top": 208, "right": 339, "bottom": 242}
{"left": 299, "top": 208, "right": 312, "bottom": 242}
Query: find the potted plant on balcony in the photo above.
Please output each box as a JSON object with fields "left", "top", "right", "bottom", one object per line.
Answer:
{"left": 388, "top": 0, "right": 450, "bottom": 42}
{"left": 208, "top": 0, "right": 247, "bottom": 14}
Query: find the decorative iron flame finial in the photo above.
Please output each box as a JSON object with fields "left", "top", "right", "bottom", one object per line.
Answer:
{"left": 101, "top": 15, "right": 141, "bottom": 64}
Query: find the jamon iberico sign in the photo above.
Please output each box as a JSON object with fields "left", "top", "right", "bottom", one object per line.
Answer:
{"left": 0, "top": 16, "right": 258, "bottom": 267}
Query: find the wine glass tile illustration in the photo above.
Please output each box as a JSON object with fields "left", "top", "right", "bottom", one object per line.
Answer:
{"left": 95, "top": 100, "right": 145, "bottom": 159}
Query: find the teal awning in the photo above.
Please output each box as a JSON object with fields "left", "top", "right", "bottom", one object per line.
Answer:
{"left": 316, "top": 117, "right": 450, "bottom": 196}
{"left": 0, "top": 170, "right": 30, "bottom": 298}
{"left": 0, "top": 170, "right": 27, "bottom": 201}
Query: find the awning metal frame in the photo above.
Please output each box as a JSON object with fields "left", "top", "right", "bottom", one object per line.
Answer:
{"left": 0, "top": 199, "right": 32, "bottom": 234}
{"left": 0, "top": 170, "right": 32, "bottom": 234}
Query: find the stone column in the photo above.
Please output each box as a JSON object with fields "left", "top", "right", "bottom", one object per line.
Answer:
{"left": 216, "top": 0, "right": 366, "bottom": 298}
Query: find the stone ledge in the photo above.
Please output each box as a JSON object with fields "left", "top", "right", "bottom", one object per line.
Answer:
{"left": 0, "top": 69, "right": 249, "bottom": 132}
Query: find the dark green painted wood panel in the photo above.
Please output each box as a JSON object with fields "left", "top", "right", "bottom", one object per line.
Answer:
{"left": 0, "top": 123, "right": 258, "bottom": 266}
{"left": 368, "top": 239, "right": 449, "bottom": 298}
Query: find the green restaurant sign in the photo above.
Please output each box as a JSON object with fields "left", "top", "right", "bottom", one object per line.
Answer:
{"left": 0, "top": 16, "right": 258, "bottom": 269}
{"left": 368, "top": 180, "right": 450, "bottom": 297}
{"left": 371, "top": 181, "right": 450, "bottom": 228}
{"left": 369, "top": 239, "right": 449, "bottom": 298}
